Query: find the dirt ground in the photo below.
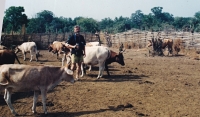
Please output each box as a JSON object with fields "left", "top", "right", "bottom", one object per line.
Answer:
{"left": 1, "top": 48, "right": 200, "bottom": 117}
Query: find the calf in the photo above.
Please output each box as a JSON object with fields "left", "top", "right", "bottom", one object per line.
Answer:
{"left": 0, "top": 49, "right": 20, "bottom": 65}
{"left": 81, "top": 46, "right": 125, "bottom": 79}
{"left": 0, "top": 64, "right": 74, "bottom": 116}
{"left": 15, "top": 42, "right": 39, "bottom": 62}
{"left": 48, "top": 41, "right": 70, "bottom": 66}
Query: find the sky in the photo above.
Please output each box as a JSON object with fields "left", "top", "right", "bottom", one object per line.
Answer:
{"left": 3, "top": 0, "right": 200, "bottom": 21}
{"left": 1, "top": 0, "right": 200, "bottom": 39}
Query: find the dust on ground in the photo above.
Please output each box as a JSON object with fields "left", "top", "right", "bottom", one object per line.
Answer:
{"left": 1, "top": 48, "right": 200, "bottom": 117}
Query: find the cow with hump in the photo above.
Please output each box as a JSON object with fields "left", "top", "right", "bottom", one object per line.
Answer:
{"left": 15, "top": 42, "right": 39, "bottom": 62}
{"left": 81, "top": 46, "right": 125, "bottom": 79}
{"left": 0, "top": 64, "right": 74, "bottom": 116}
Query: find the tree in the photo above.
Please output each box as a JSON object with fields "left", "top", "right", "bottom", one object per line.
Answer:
{"left": 36, "top": 10, "right": 54, "bottom": 33}
{"left": 142, "top": 14, "right": 155, "bottom": 30}
{"left": 3, "top": 6, "right": 28, "bottom": 34}
{"left": 76, "top": 17, "right": 99, "bottom": 33}
{"left": 130, "top": 10, "right": 144, "bottom": 29}
{"left": 173, "top": 17, "right": 191, "bottom": 30}
{"left": 113, "top": 16, "right": 131, "bottom": 33}
{"left": 194, "top": 11, "right": 200, "bottom": 19}
{"left": 99, "top": 18, "right": 114, "bottom": 32}
{"left": 26, "top": 18, "right": 41, "bottom": 33}
{"left": 151, "top": 7, "right": 163, "bottom": 19}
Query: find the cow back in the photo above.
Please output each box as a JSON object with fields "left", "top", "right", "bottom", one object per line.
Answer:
{"left": 0, "top": 64, "right": 73, "bottom": 92}
{"left": 84, "top": 46, "right": 109, "bottom": 65}
{"left": 0, "top": 50, "right": 17, "bottom": 65}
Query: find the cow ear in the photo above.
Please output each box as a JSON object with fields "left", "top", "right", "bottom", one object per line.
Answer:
{"left": 64, "top": 67, "right": 73, "bottom": 75}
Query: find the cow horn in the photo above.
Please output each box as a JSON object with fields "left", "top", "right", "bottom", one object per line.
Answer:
{"left": 64, "top": 67, "right": 73, "bottom": 75}
{"left": 120, "top": 49, "right": 126, "bottom": 53}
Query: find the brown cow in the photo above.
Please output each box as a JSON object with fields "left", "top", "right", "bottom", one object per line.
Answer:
{"left": 147, "top": 38, "right": 173, "bottom": 56}
{"left": 0, "top": 64, "right": 74, "bottom": 116}
{"left": 48, "top": 41, "right": 70, "bottom": 66}
{"left": 0, "top": 49, "right": 20, "bottom": 65}
{"left": 48, "top": 41, "right": 70, "bottom": 58}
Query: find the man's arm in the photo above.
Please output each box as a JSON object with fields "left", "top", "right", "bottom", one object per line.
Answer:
{"left": 65, "top": 36, "right": 77, "bottom": 49}
{"left": 65, "top": 43, "right": 76, "bottom": 49}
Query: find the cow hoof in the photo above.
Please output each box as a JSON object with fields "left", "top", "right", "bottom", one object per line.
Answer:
{"left": 32, "top": 111, "right": 37, "bottom": 114}
{"left": 75, "top": 78, "right": 79, "bottom": 81}
{"left": 13, "top": 112, "right": 19, "bottom": 116}
{"left": 14, "top": 113, "right": 19, "bottom": 116}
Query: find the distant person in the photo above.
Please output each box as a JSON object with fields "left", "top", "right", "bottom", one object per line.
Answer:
{"left": 65, "top": 25, "right": 86, "bottom": 81}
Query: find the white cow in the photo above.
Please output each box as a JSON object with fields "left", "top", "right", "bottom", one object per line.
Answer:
{"left": 86, "top": 42, "right": 100, "bottom": 47}
{"left": 0, "top": 64, "right": 74, "bottom": 116}
{"left": 81, "top": 46, "right": 125, "bottom": 79}
{"left": 15, "top": 42, "right": 39, "bottom": 62}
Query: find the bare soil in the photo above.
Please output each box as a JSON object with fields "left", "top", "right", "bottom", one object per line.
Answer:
{"left": 1, "top": 48, "right": 200, "bottom": 117}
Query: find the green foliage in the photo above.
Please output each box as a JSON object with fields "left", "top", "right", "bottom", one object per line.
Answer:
{"left": 3, "top": 6, "right": 28, "bottom": 33}
{"left": 130, "top": 10, "right": 144, "bottom": 29}
{"left": 75, "top": 17, "right": 99, "bottom": 33}
{"left": 3, "top": 6, "right": 200, "bottom": 34}
{"left": 173, "top": 17, "right": 191, "bottom": 30}
{"left": 36, "top": 10, "right": 54, "bottom": 33}
{"left": 194, "top": 24, "right": 200, "bottom": 32}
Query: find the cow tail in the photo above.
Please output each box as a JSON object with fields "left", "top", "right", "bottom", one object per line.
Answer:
{"left": 14, "top": 53, "right": 21, "bottom": 64}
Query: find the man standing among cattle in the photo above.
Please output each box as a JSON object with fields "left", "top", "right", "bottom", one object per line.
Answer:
{"left": 65, "top": 25, "right": 86, "bottom": 81}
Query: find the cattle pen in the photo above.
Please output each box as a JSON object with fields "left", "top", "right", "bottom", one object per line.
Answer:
{"left": 1, "top": 30, "right": 200, "bottom": 51}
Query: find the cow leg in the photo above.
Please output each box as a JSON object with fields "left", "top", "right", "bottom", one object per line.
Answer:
{"left": 35, "top": 53, "right": 38, "bottom": 62}
{"left": 57, "top": 53, "right": 59, "bottom": 59}
{"left": 88, "top": 65, "right": 92, "bottom": 71}
{"left": 30, "top": 51, "right": 33, "bottom": 62}
{"left": 80, "top": 63, "right": 84, "bottom": 77}
{"left": 61, "top": 54, "right": 66, "bottom": 66}
{"left": 97, "top": 61, "right": 105, "bottom": 79}
{"left": 41, "top": 89, "right": 48, "bottom": 114}
{"left": 4, "top": 89, "right": 7, "bottom": 100}
{"left": 5, "top": 89, "right": 18, "bottom": 116}
{"left": 23, "top": 52, "right": 26, "bottom": 61}
{"left": 32, "top": 91, "right": 39, "bottom": 113}
{"left": 105, "top": 64, "right": 110, "bottom": 76}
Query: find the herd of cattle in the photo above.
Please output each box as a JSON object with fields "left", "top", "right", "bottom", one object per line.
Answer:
{"left": 0, "top": 41, "right": 126, "bottom": 116}
{"left": 0, "top": 37, "right": 182, "bottom": 115}
{"left": 147, "top": 38, "right": 182, "bottom": 56}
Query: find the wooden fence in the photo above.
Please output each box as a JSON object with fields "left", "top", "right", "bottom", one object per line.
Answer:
{"left": 1, "top": 30, "right": 200, "bottom": 50}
